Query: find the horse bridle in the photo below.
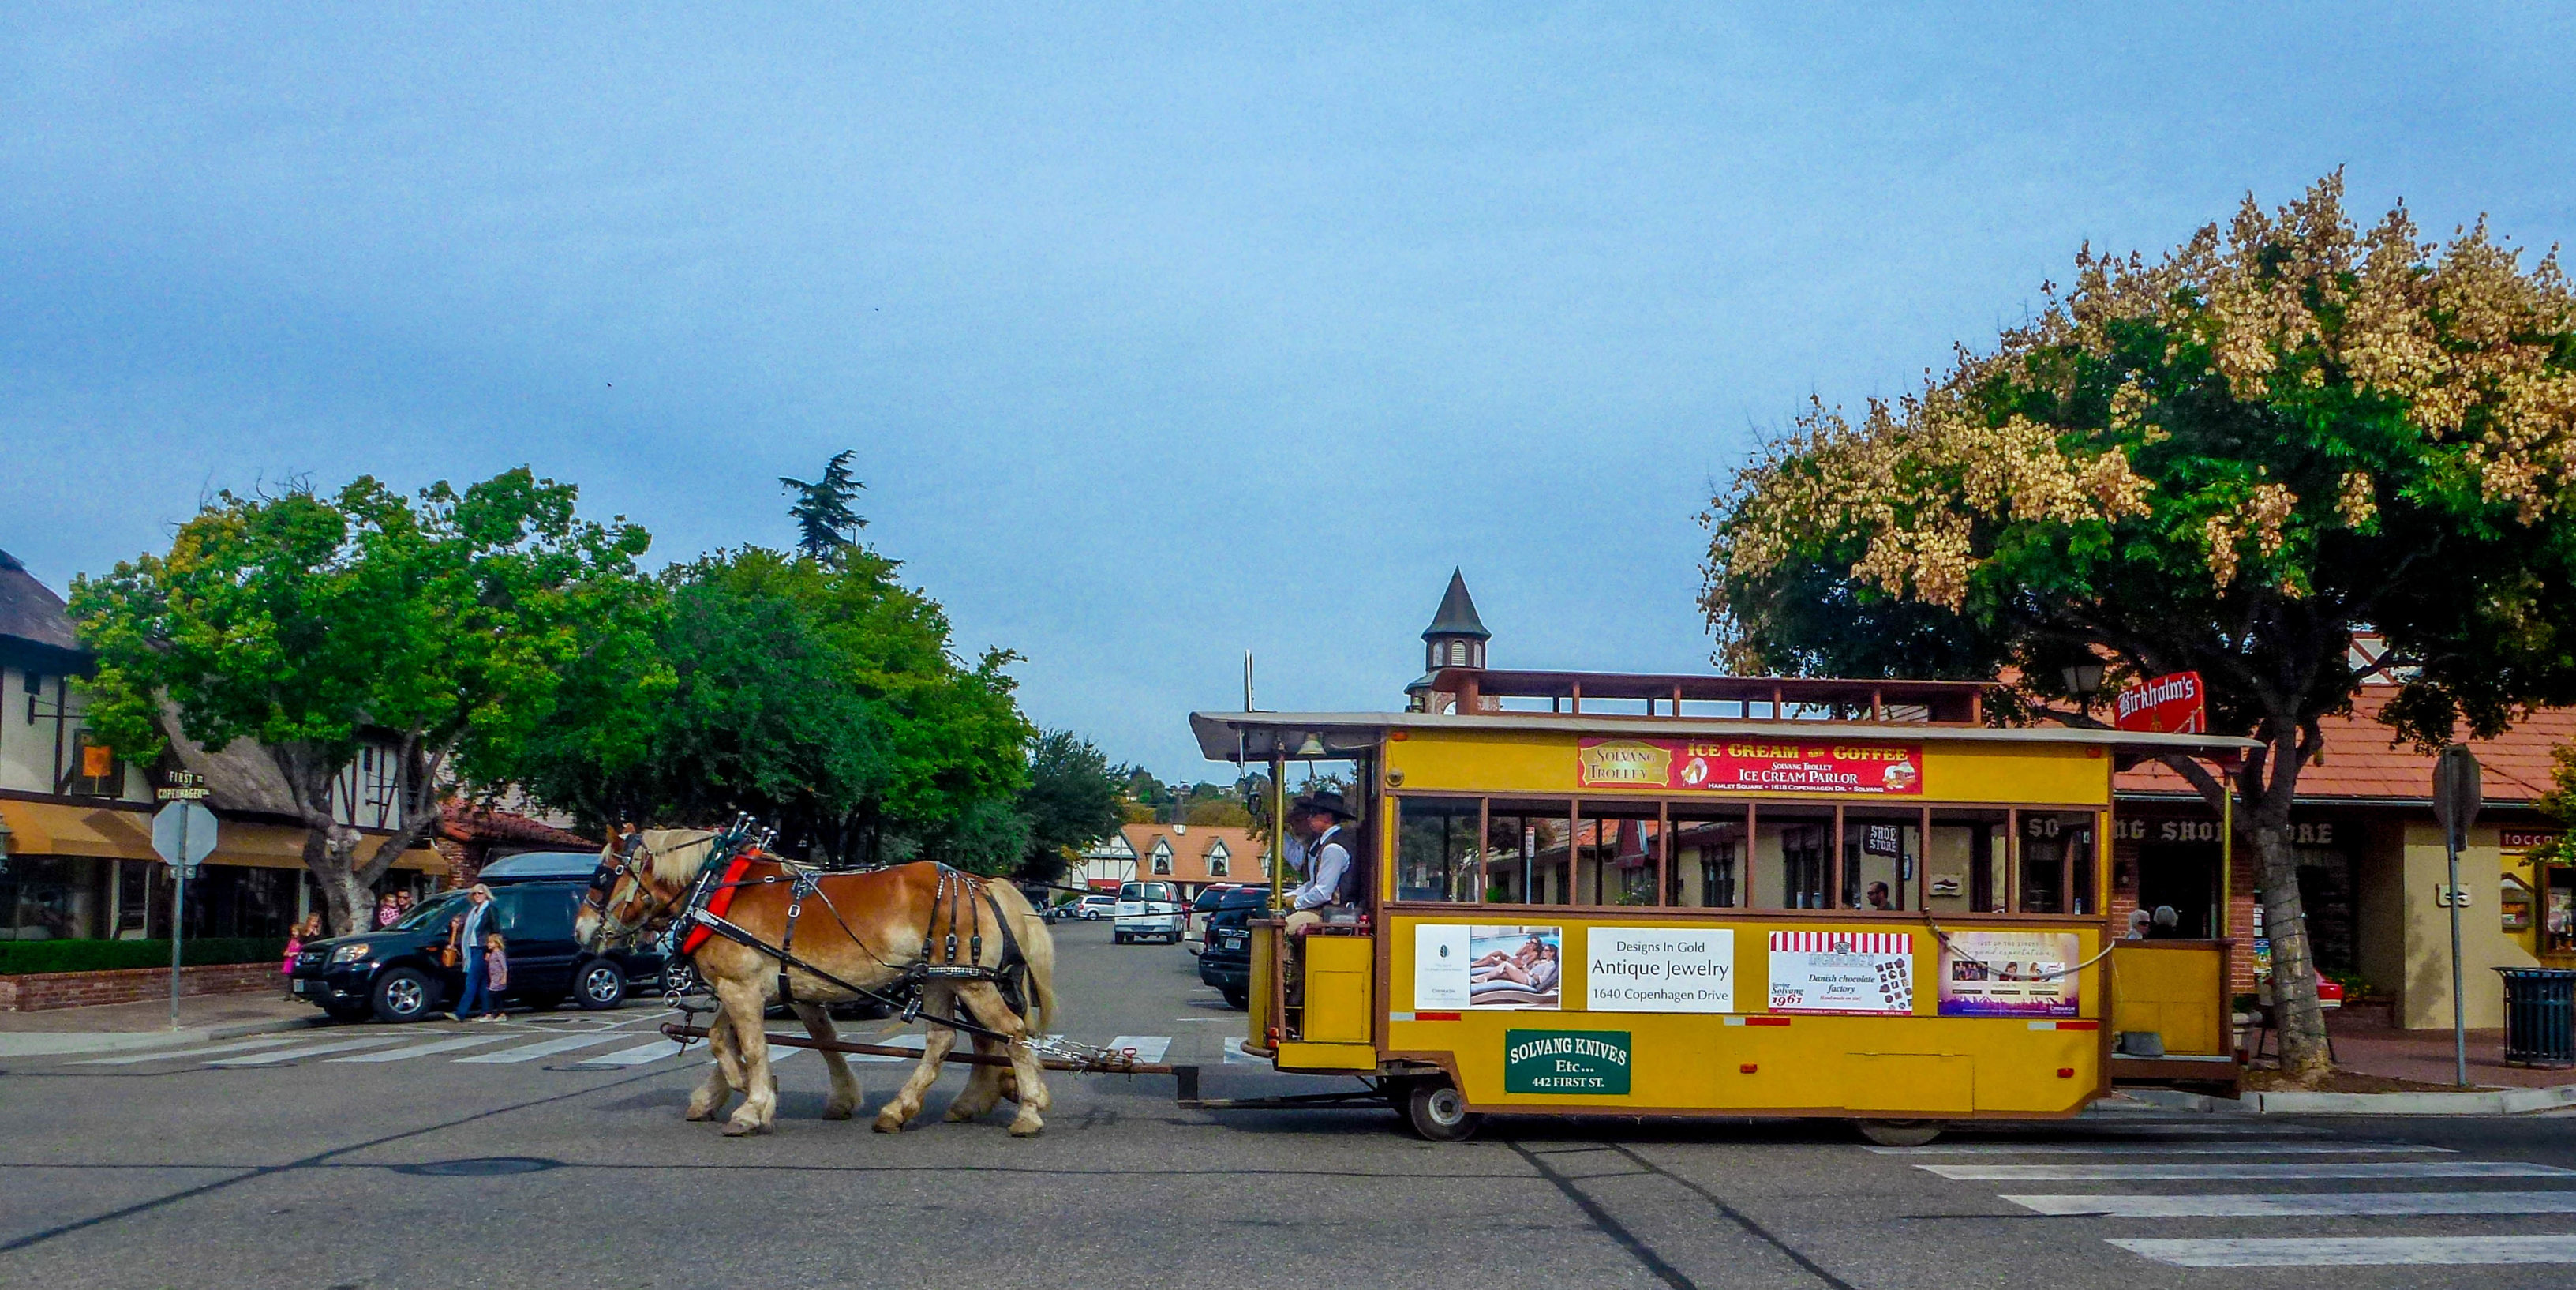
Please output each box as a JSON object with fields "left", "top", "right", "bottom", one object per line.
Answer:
{"left": 583, "top": 832, "right": 680, "bottom": 949}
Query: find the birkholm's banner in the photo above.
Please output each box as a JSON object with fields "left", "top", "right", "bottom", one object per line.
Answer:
{"left": 1578, "top": 738, "right": 1922, "bottom": 796}
{"left": 2114, "top": 671, "right": 2205, "bottom": 734}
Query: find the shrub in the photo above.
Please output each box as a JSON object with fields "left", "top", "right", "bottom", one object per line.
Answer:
{"left": 0, "top": 937, "right": 289, "bottom": 976}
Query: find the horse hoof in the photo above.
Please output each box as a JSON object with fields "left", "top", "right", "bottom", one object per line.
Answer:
{"left": 822, "top": 1103, "right": 856, "bottom": 1122}
{"left": 1009, "top": 1119, "right": 1044, "bottom": 1138}
{"left": 872, "top": 1115, "right": 906, "bottom": 1134}
{"left": 721, "top": 1120, "right": 761, "bottom": 1138}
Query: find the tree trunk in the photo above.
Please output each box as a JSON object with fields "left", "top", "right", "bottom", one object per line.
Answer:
{"left": 2248, "top": 816, "right": 2332, "bottom": 1078}
{"left": 299, "top": 819, "right": 372, "bottom": 937}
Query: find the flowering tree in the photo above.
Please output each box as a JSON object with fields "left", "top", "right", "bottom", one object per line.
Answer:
{"left": 1705, "top": 174, "right": 2576, "bottom": 1077}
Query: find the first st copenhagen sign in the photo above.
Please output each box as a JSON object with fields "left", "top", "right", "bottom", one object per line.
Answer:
{"left": 1578, "top": 738, "right": 1923, "bottom": 796}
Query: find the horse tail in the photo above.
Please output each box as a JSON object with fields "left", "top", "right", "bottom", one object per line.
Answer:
{"left": 989, "top": 882, "right": 1058, "bottom": 1034}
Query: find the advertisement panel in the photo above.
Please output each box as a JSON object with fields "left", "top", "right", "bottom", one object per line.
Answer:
{"left": 2114, "top": 671, "right": 2206, "bottom": 734}
{"left": 1935, "top": 930, "right": 2080, "bottom": 1017}
{"left": 1583, "top": 927, "right": 1735, "bottom": 1013}
{"left": 1579, "top": 738, "right": 1923, "bottom": 796}
{"left": 1765, "top": 930, "right": 1914, "bottom": 1014}
{"left": 1503, "top": 1029, "right": 1632, "bottom": 1095}
{"left": 1413, "top": 925, "right": 1563, "bottom": 1011}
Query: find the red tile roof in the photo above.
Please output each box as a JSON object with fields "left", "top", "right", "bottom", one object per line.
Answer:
{"left": 439, "top": 802, "right": 596, "bottom": 849}
{"left": 2115, "top": 686, "right": 2574, "bottom": 807}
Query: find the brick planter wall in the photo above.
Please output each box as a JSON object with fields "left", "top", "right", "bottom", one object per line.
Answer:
{"left": 0, "top": 962, "right": 286, "bottom": 1012}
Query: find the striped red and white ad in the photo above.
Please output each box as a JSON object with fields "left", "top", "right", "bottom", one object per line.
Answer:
{"left": 1767, "top": 931, "right": 1911, "bottom": 954}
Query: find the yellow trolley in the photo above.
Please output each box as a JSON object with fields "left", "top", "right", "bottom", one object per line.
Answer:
{"left": 1189, "top": 669, "right": 2252, "bottom": 1144}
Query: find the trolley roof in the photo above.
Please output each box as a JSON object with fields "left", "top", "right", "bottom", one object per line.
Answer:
{"left": 1189, "top": 708, "right": 2260, "bottom": 764}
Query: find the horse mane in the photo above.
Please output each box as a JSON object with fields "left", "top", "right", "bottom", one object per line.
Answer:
{"left": 635, "top": 829, "right": 721, "bottom": 887}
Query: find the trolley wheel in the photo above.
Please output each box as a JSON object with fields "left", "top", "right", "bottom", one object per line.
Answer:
{"left": 1402, "top": 1078, "right": 1483, "bottom": 1142}
{"left": 1855, "top": 1119, "right": 1943, "bottom": 1148}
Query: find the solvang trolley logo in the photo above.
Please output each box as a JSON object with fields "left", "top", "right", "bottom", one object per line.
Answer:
{"left": 1503, "top": 1029, "right": 1632, "bottom": 1095}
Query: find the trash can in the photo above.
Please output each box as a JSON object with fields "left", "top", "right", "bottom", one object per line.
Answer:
{"left": 2496, "top": 968, "right": 2576, "bottom": 1068}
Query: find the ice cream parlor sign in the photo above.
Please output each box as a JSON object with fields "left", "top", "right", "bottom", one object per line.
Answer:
{"left": 1578, "top": 738, "right": 1923, "bottom": 796}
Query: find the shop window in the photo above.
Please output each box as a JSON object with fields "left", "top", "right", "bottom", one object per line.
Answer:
{"left": 1486, "top": 801, "right": 1570, "bottom": 905}
{"left": 1668, "top": 808, "right": 1745, "bottom": 909}
{"left": 2017, "top": 812, "right": 2098, "bottom": 914}
{"left": 1758, "top": 808, "right": 1835, "bottom": 909}
{"left": 1581, "top": 801, "right": 1660, "bottom": 907}
{"left": 1396, "top": 797, "right": 1478, "bottom": 902}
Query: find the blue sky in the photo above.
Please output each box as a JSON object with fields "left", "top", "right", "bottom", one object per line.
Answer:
{"left": 4, "top": 4, "right": 2570, "bottom": 776}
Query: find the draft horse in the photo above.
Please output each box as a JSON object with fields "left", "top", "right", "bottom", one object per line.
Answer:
{"left": 575, "top": 829, "right": 1059, "bottom": 1138}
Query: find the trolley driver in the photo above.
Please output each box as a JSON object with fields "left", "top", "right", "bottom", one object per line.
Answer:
{"left": 1282, "top": 791, "right": 1359, "bottom": 935}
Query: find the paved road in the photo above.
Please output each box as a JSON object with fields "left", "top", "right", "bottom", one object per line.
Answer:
{"left": 7, "top": 920, "right": 2576, "bottom": 1288}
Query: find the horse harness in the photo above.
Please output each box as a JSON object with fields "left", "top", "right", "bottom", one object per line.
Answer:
{"left": 669, "top": 850, "right": 1032, "bottom": 1044}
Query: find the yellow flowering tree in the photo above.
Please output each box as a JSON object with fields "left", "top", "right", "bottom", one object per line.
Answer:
{"left": 1705, "top": 174, "right": 2576, "bottom": 1078}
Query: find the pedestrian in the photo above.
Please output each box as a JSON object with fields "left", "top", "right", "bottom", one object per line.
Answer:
{"left": 484, "top": 930, "right": 509, "bottom": 1001}
{"left": 395, "top": 889, "right": 415, "bottom": 917}
{"left": 281, "top": 919, "right": 307, "bottom": 992}
{"left": 448, "top": 883, "right": 500, "bottom": 1022}
{"left": 374, "top": 892, "right": 400, "bottom": 928}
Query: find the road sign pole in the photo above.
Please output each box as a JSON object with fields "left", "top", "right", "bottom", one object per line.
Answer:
{"left": 2447, "top": 827, "right": 2466, "bottom": 1086}
{"left": 170, "top": 810, "right": 187, "bottom": 1031}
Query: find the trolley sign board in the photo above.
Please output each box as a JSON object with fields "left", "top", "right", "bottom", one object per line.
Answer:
{"left": 1503, "top": 1029, "right": 1631, "bottom": 1095}
{"left": 1578, "top": 738, "right": 1922, "bottom": 796}
{"left": 1936, "top": 930, "right": 2080, "bottom": 1017}
{"left": 1766, "top": 931, "right": 1914, "bottom": 1015}
{"left": 152, "top": 801, "right": 219, "bottom": 875}
{"left": 2113, "top": 671, "right": 2205, "bottom": 734}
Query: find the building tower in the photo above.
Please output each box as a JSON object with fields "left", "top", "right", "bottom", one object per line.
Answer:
{"left": 1407, "top": 568, "right": 1492, "bottom": 713}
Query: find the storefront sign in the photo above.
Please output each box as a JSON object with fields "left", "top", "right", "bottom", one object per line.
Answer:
{"left": 1936, "top": 930, "right": 2080, "bottom": 1017}
{"left": 1766, "top": 930, "right": 1914, "bottom": 1014}
{"left": 1578, "top": 738, "right": 1922, "bottom": 796}
{"left": 1583, "top": 927, "right": 1734, "bottom": 1013}
{"left": 1414, "top": 924, "right": 1563, "bottom": 1011}
{"left": 2502, "top": 830, "right": 2562, "bottom": 851}
{"left": 1503, "top": 1029, "right": 1631, "bottom": 1094}
{"left": 2114, "top": 671, "right": 2206, "bottom": 734}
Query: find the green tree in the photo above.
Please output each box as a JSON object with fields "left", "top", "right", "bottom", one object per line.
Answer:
{"left": 1704, "top": 175, "right": 2576, "bottom": 1078}
{"left": 73, "top": 471, "right": 654, "bottom": 936}
{"left": 1013, "top": 729, "right": 1126, "bottom": 883}
{"left": 779, "top": 450, "right": 866, "bottom": 558}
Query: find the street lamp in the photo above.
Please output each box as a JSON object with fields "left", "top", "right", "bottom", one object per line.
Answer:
{"left": 2060, "top": 662, "right": 2107, "bottom": 699}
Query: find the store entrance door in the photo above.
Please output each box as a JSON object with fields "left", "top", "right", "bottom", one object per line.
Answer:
{"left": 2138, "top": 842, "right": 2221, "bottom": 939}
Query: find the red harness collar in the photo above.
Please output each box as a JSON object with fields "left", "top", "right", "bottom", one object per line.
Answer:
{"left": 680, "top": 852, "right": 761, "bottom": 955}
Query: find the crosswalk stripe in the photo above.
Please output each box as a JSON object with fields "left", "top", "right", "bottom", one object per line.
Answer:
{"left": 2008, "top": 1191, "right": 2576, "bottom": 1218}
{"left": 328, "top": 1035, "right": 511, "bottom": 1063}
{"left": 1106, "top": 1035, "right": 1171, "bottom": 1063}
{"left": 2110, "top": 1236, "right": 2576, "bottom": 1267}
{"left": 1222, "top": 1039, "right": 1264, "bottom": 1065}
{"left": 452, "top": 1033, "right": 630, "bottom": 1064}
{"left": 204, "top": 1037, "right": 406, "bottom": 1066}
{"left": 1869, "top": 1141, "right": 2449, "bottom": 1157}
{"left": 1919, "top": 1161, "right": 2572, "bottom": 1182}
{"left": 570, "top": 1040, "right": 687, "bottom": 1067}
{"left": 72, "top": 1036, "right": 306, "bottom": 1065}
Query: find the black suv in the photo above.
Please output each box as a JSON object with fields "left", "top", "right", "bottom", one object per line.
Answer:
{"left": 290, "top": 861, "right": 665, "bottom": 1023}
{"left": 1195, "top": 887, "right": 1273, "bottom": 1009}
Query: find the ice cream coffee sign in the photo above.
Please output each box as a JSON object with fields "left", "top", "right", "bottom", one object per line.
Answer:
{"left": 1579, "top": 738, "right": 1921, "bottom": 796}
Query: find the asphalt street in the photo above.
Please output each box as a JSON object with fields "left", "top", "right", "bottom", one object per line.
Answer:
{"left": 6, "top": 921, "right": 2576, "bottom": 1288}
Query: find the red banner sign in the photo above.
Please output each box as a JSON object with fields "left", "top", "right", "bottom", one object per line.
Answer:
{"left": 2114, "top": 671, "right": 2206, "bottom": 734}
{"left": 1578, "top": 738, "right": 1923, "bottom": 795}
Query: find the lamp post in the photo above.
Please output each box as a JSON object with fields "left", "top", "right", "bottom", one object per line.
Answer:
{"left": 2060, "top": 662, "right": 2107, "bottom": 711}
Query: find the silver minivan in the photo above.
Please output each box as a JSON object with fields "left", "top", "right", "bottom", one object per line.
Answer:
{"left": 1112, "top": 880, "right": 1184, "bottom": 944}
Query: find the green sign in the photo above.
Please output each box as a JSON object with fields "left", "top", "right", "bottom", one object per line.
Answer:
{"left": 1503, "top": 1029, "right": 1631, "bottom": 1095}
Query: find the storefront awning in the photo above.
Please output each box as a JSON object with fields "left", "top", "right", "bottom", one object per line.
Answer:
{"left": 0, "top": 799, "right": 441, "bottom": 872}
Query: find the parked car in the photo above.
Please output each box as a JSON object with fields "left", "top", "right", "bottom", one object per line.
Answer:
{"left": 1056, "top": 893, "right": 1115, "bottom": 921}
{"left": 1184, "top": 883, "right": 1269, "bottom": 954}
{"left": 1196, "top": 895, "right": 1269, "bottom": 1009}
{"left": 1112, "top": 880, "right": 1183, "bottom": 944}
{"left": 289, "top": 878, "right": 666, "bottom": 1023}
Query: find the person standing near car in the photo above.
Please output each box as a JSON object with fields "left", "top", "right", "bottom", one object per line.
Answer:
{"left": 1282, "top": 792, "right": 1360, "bottom": 936}
{"left": 448, "top": 883, "right": 500, "bottom": 1022}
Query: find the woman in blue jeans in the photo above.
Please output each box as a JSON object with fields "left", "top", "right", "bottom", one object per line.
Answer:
{"left": 447, "top": 883, "right": 500, "bottom": 1022}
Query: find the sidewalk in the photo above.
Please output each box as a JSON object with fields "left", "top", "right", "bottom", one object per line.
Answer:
{"left": 2314, "top": 1003, "right": 2573, "bottom": 1090}
{"left": 0, "top": 991, "right": 324, "bottom": 1058}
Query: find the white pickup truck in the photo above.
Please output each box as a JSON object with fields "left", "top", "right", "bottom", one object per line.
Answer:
{"left": 1112, "top": 880, "right": 1184, "bottom": 944}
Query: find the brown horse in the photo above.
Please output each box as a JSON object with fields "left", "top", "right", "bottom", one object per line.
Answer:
{"left": 575, "top": 829, "right": 1058, "bottom": 1138}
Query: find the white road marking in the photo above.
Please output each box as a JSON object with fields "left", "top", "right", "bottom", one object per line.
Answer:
{"left": 452, "top": 1033, "right": 630, "bottom": 1064}
{"left": 1870, "top": 1141, "right": 2449, "bottom": 1157}
{"left": 2009, "top": 1191, "right": 2576, "bottom": 1218}
{"left": 1222, "top": 1039, "right": 1264, "bottom": 1065}
{"left": 568, "top": 1040, "right": 687, "bottom": 1067}
{"left": 1106, "top": 1035, "right": 1170, "bottom": 1063}
{"left": 72, "top": 1036, "right": 306, "bottom": 1065}
{"left": 204, "top": 1037, "right": 406, "bottom": 1066}
{"left": 1920, "top": 1161, "right": 2571, "bottom": 1182}
{"left": 328, "top": 1035, "right": 511, "bottom": 1062}
{"left": 2110, "top": 1235, "right": 2576, "bottom": 1267}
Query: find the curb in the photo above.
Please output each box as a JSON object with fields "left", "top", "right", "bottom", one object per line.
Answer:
{"left": 2121, "top": 1083, "right": 2576, "bottom": 1116}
